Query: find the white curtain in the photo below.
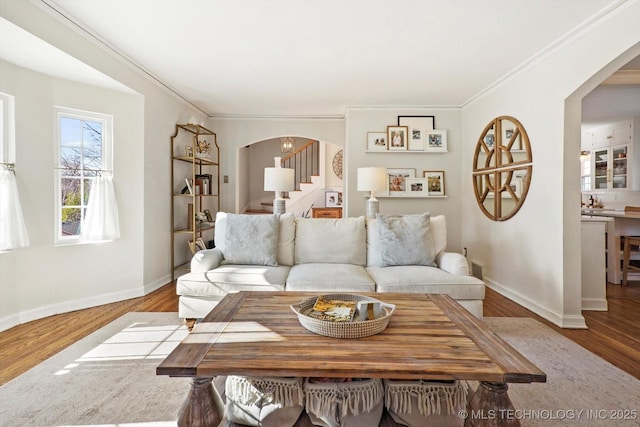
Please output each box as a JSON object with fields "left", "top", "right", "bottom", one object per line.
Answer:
{"left": 81, "top": 172, "right": 120, "bottom": 241}
{"left": 0, "top": 167, "right": 30, "bottom": 250}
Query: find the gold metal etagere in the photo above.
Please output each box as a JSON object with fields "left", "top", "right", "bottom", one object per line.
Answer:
{"left": 170, "top": 123, "right": 220, "bottom": 279}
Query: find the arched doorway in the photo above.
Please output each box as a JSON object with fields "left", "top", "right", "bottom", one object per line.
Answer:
{"left": 236, "top": 136, "right": 343, "bottom": 216}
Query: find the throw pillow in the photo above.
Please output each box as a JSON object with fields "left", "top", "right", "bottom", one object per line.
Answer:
{"left": 224, "top": 214, "right": 279, "bottom": 266}
{"left": 377, "top": 213, "right": 436, "bottom": 267}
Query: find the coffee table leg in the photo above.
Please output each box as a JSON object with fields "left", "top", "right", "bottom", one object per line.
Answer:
{"left": 464, "top": 381, "right": 520, "bottom": 427}
{"left": 177, "top": 377, "right": 224, "bottom": 427}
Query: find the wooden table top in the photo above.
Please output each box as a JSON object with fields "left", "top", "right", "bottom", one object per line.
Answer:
{"left": 157, "top": 292, "right": 546, "bottom": 384}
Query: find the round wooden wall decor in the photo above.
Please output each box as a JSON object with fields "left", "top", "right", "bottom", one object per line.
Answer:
{"left": 332, "top": 149, "right": 343, "bottom": 179}
{"left": 472, "top": 116, "right": 532, "bottom": 221}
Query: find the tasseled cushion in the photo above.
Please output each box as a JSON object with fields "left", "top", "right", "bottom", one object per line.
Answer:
{"left": 384, "top": 379, "right": 470, "bottom": 427}
{"left": 225, "top": 376, "right": 304, "bottom": 427}
{"left": 304, "top": 378, "right": 384, "bottom": 427}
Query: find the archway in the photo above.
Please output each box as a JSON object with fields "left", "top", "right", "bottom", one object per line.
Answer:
{"left": 564, "top": 44, "right": 640, "bottom": 323}
{"left": 236, "top": 136, "right": 343, "bottom": 215}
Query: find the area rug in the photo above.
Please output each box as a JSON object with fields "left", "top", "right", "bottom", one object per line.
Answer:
{"left": 0, "top": 314, "right": 638, "bottom": 427}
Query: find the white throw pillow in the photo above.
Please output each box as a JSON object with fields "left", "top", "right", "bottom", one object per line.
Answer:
{"left": 224, "top": 213, "right": 279, "bottom": 266}
{"left": 377, "top": 213, "right": 436, "bottom": 267}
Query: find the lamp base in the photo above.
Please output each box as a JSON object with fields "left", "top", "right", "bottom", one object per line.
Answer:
{"left": 273, "top": 199, "right": 286, "bottom": 215}
{"left": 365, "top": 199, "right": 379, "bottom": 218}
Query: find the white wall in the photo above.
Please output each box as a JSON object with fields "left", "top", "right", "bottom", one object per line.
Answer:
{"left": 0, "top": 59, "right": 145, "bottom": 328}
{"left": 461, "top": 1, "right": 640, "bottom": 328}
{"left": 344, "top": 108, "right": 465, "bottom": 252}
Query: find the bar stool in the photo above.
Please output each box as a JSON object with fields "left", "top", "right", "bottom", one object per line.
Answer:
{"left": 621, "top": 206, "right": 640, "bottom": 286}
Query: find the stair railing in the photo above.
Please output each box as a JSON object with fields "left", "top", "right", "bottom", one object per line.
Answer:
{"left": 281, "top": 140, "right": 320, "bottom": 193}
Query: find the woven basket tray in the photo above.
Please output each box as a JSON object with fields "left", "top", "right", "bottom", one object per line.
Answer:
{"left": 290, "top": 293, "right": 395, "bottom": 339}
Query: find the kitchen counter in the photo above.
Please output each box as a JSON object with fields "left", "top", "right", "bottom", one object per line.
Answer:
{"left": 581, "top": 208, "right": 640, "bottom": 283}
{"left": 581, "top": 208, "right": 640, "bottom": 219}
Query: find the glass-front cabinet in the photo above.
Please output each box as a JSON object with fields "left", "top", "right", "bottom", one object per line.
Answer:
{"left": 592, "top": 143, "right": 629, "bottom": 191}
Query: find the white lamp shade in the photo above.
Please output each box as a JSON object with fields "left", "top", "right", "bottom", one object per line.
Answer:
{"left": 357, "top": 167, "right": 386, "bottom": 192}
{"left": 264, "top": 167, "right": 295, "bottom": 192}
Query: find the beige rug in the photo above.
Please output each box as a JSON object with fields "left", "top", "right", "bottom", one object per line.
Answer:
{"left": 0, "top": 313, "right": 638, "bottom": 427}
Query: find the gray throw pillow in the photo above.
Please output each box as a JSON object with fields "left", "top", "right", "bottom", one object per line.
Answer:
{"left": 224, "top": 214, "right": 279, "bottom": 266}
{"left": 377, "top": 213, "right": 436, "bottom": 267}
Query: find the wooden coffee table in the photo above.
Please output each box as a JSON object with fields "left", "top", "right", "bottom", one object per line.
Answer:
{"left": 157, "top": 291, "right": 546, "bottom": 427}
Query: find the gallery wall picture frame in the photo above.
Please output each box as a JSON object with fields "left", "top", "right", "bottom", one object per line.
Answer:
{"left": 325, "top": 191, "right": 342, "bottom": 207}
{"left": 406, "top": 178, "right": 428, "bottom": 196}
{"left": 397, "top": 115, "right": 435, "bottom": 130}
{"left": 386, "top": 168, "right": 416, "bottom": 195}
{"left": 367, "top": 131, "right": 388, "bottom": 151}
{"left": 408, "top": 128, "right": 425, "bottom": 151}
{"left": 387, "top": 126, "right": 409, "bottom": 151}
{"left": 423, "top": 170, "right": 446, "bottom": 196}
{"left": 425, "top": 129, "right": 448, "bottom": 153}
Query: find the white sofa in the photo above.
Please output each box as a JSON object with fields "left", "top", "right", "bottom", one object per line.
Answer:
{"left": 177, "top": 212, "right": 485, "bottom": 319}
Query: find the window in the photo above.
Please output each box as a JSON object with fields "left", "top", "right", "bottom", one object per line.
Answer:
{"left": 54, "top": 107, "right": 112, "bottom": 244}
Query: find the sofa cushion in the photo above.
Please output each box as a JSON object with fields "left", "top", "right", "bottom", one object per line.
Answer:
{"left": 367, "top": 214, "right": 445, "bottom": 267}
{"left": 177, "top": 265, "right": 289, "bottom": 297}
{"left": 286, "top": 263, "right": 376, "bottom": 292}
{"left": 277, "top": 213, "right": 296, "bottom": 266}
{"left": 367, "top": 266, "right": 485, "bottom": 300}
{"left": 430, "top": 215, "right": 447, "bottom": 256}
{"left": 294, "top": 217, "right": 366, "bottom": 266}
{"left": 376, "top": 213, "right": 436, "bottom": 267}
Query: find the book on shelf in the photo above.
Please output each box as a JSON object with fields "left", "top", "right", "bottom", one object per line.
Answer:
{"left": 307, "top": 297, "right": 356, "bottom": 322}
{"left": 195, "top": 174, "right": 212, "bottom": 195}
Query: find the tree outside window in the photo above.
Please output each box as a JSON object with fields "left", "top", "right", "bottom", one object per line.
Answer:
{"left": 55, "top": 108, "right": 112, "bottom": 243}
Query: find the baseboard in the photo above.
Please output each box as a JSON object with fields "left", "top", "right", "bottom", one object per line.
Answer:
{"left": 582, "top": 298, "right": 608, "bottom": 311}
{"left": 0, "top": 313, "right": 21, "bottom": 334}
{"left": 486, "top": 278, "right": 587, "bottom": 329}
{"left": 0, "top": 278, "right": 171, "bottom": 333}
{"left": 144, "top": 274, "right": 171, "bottom": 294}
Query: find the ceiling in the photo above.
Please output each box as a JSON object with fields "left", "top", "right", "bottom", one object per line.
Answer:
{"left": 28, "top": 0, "right": 631, "bottom": 119}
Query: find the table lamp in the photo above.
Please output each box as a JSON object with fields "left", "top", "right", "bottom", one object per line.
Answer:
{"left": 357, "top": 167, "right": 386, "bottom": 218}
{"left": 264, "top": 157, "right": 295, "bottom": 215}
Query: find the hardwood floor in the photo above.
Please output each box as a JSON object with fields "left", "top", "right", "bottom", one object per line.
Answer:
{"left": 1, "top": 281, "right": 638, "bottom": 386}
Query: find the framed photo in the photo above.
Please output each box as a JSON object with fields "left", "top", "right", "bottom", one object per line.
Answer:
{"left": 423, "top": 170, "right": 446, "bottom": 196}
{"left": 398, "top": 115, "right": 435, "bottom": 131}
{"left": 408, "top": 128, "right": 425, "bottom": 151}
{"left": 406, "top": 178, "right": 428, "bottom": 196}
{"left": 386, "top": 168, "right": 415, "bottom": 195}
{"left": 184, "top": 145, "right": 193, "bottom": 157}
{"left": 325, "top": 191, "right": 341, "bottom": 207}
{"left": 367, "top": 131, "right": 387, "bottom": 152}
{"left": 387, "top": 126, "right": 408, "bottom": 151}
{"left": 425, "top": 129, "right": 448, "bottom": 152}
